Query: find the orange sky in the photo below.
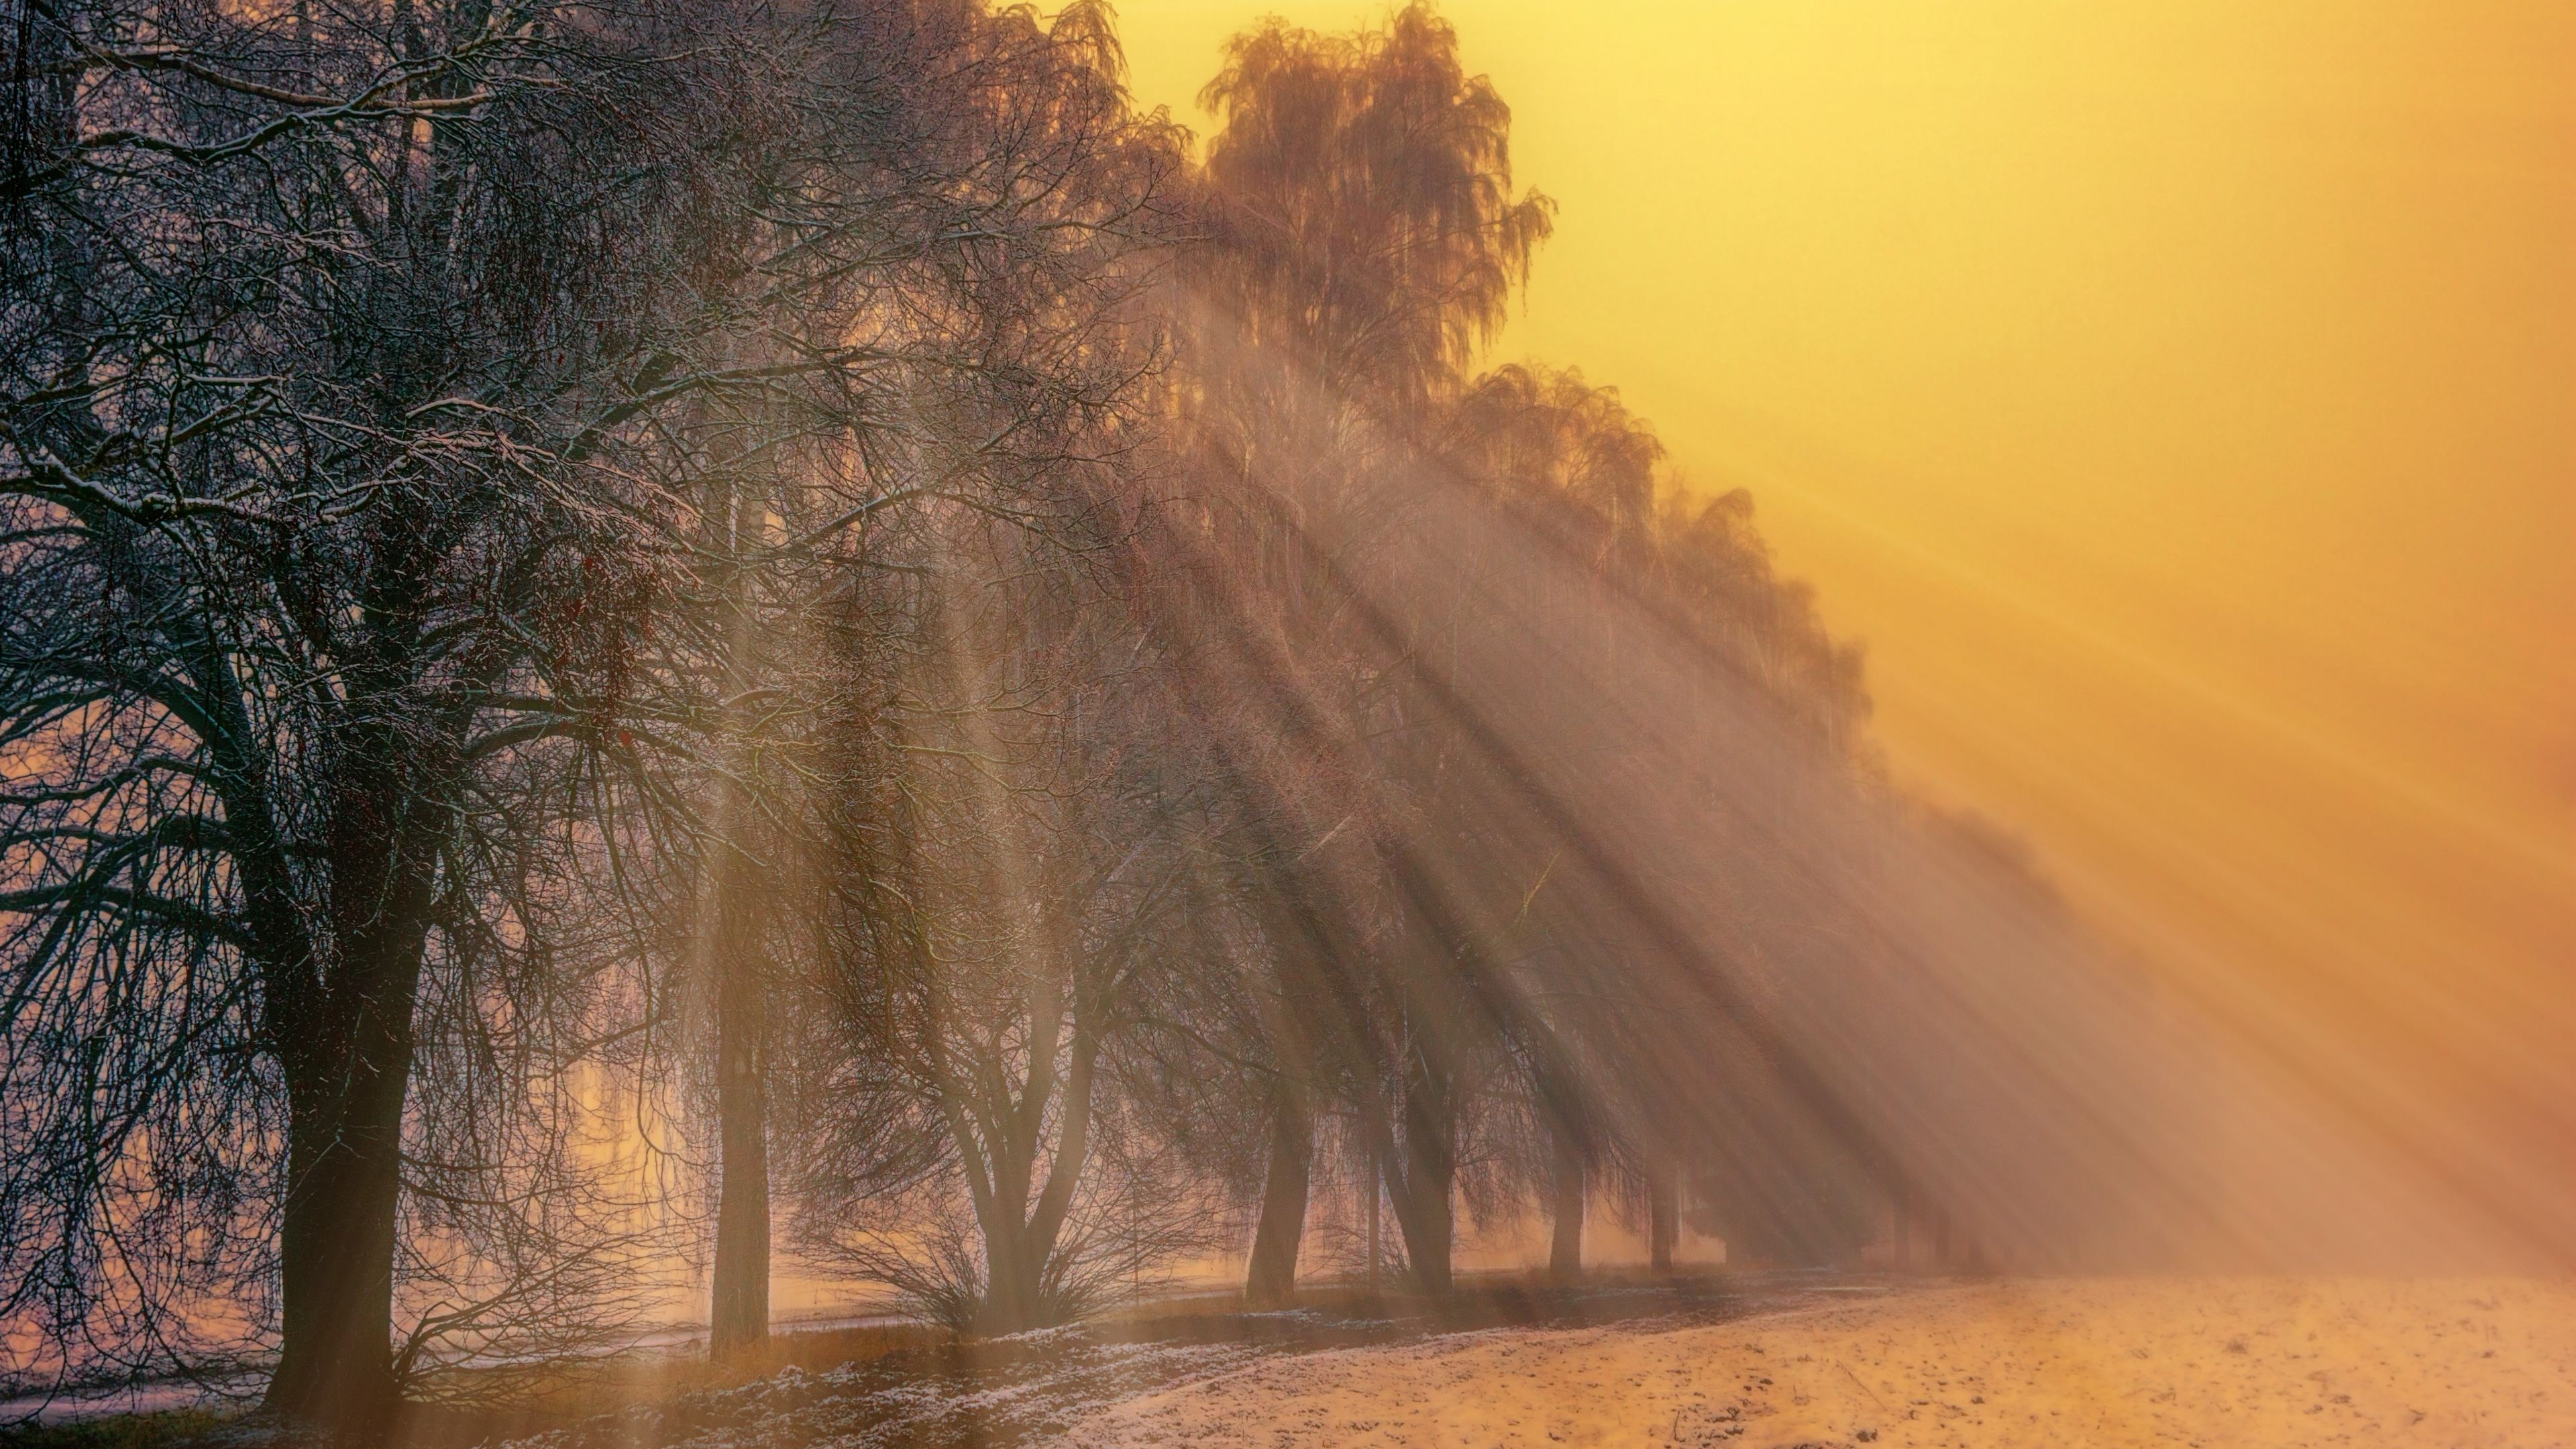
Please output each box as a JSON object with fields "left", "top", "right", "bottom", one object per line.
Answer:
{"left": 1117, "top": 0, "right": 2575, "bottom": 1169}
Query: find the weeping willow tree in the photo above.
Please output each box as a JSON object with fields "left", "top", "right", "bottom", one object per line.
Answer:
{"left": 608, "top": 0, "right": 1184, "bottom": 1361}
{"left": 1169, "top": 3, "right": 1895, "bottom": 1301}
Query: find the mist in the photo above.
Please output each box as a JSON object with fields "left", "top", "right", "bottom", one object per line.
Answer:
{"left": 3, "top": 0, "right": 2569, "bottom": 1444}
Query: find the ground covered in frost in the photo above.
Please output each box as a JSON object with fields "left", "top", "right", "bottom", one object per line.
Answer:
{"left": 487, "top": 1277, "right": 1815, "bottom": 1449}
{"left": 476, "top": 1277, "right": 2576, "bottom": 1449}
{"left": 1069, "top": 1277, "right": 2576, "bottom": 1449}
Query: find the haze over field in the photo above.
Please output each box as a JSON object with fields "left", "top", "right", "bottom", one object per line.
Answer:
{"left": 1116, "top": 0, "right": 2576, "bottom": 1257}
{"left": 1124, "top": 0, "right": 2576, "bottom": 972}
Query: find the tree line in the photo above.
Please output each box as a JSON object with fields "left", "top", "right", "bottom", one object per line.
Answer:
{"left": 2, "top": 0, "right": 2041, "bottom": 1435}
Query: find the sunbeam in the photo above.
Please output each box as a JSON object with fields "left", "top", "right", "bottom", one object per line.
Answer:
{"left": 4, "top": 2, "right": 2569, "bottom": 1446}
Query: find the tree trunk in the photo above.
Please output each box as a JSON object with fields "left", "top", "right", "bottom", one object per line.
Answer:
{"left": 1547, "top": 1132, "right": 1584, "bottom": 1282}
{"left": 1389, "top": 1046, "right": 1455, "bottom": 1298}
{"left": 978, "top": 1221, "right": 1044, "bottom": 1336}
{"left": 267, "top": 1073, "right": 407, "bottom": 1433}
{"left": 1244, "top": 1074, "right": 1312, "bottom": 1308}
{"left": 704, "top": 456, "right": 775, "bottom": 1362}
{"left": 708, "top": 935, "right": 769, "bottom": 1360}
{"left": 1647, "top": 1161, "right": 1679, "bottom": 1275}
{"left": 951, "top": 983, "right": 1097, "bottom": 1338}
{"left": 265, "top": 900, "right": 428, "bottom": 1435}
{"left": 1366, "top": 1148, "right": 1381, "bottom": 1293}
{"left": 950, "top": 1110, "right": 1038, "bottom": 1338}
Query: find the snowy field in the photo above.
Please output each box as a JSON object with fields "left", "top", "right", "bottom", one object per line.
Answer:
{"left": 488, "top": 1277, "right": 2576, "bottom": 1449}
{"left": 1071, "top": 1278, "right": 2576, "bottom": 1449}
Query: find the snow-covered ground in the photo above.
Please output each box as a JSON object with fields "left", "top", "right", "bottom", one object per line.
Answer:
{"left": 482, "top": 1276, "right": 2576, "bottom": 1448}
{"left": 1069, "top": 1278, "right": 2576, "bottom": 1448}
{"left": 494, "top": 1277, "right": 1811, "bottom": 1449}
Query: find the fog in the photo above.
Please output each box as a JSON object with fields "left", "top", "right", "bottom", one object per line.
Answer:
{"left": 4, "top": 0, "right": 2568, "bottom": 1440}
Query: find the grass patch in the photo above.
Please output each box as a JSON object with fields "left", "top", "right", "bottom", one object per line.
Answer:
{"left": 0, "top": 1409, "right": 241, "bottom": 1449}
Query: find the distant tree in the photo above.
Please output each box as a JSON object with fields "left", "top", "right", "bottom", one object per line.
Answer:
{"left": 1198, "top": 3, "right": 1552, "bottom": 413}
{"left": 1183, "top": 1, "right": 1565, "bottom": 1303}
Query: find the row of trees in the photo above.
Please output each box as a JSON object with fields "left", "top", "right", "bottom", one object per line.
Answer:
{"left": 3, "top": 0, "right": 2053, "bottom": 1436}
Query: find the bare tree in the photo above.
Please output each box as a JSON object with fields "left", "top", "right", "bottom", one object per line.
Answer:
{"left": 639, "top": 0, "right": 1181, "bottom": 1356}
{"left": 0, "top": 0, "right": 902, "bottom": 1422}
{"left": 793, "top": 499, "right": 1224, "bottom": 1334}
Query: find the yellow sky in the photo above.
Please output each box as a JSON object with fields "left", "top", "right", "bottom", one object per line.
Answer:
{"left": 1118, "top": 0, "right": 2575, "bottom": 1149}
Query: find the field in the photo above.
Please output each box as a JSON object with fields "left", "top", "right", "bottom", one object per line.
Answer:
{"left": 462, "top": 1276, "right": 2576, "bottom": 1449}
{"left": 14, "top": 1276, "right": 2571, "bottom": 1448}
{"left": 1069, "top": 1278, "right": 2576, "bottom": 1449}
